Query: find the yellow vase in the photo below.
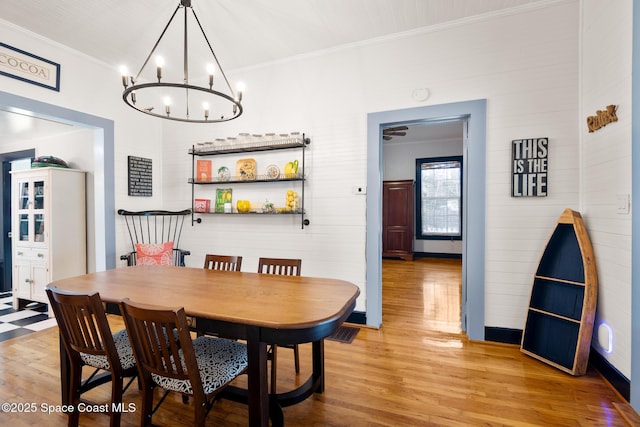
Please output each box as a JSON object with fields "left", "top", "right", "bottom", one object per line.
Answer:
{"left": 236, "top": 200, "right": 251, "bottom": 213}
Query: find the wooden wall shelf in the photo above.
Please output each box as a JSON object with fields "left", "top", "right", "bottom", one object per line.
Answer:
{"left": 520, "top": 208, "right": 598, "bottom": 376}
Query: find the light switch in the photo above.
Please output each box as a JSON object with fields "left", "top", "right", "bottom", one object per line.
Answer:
{"left": 616, "top": 194, "right": 630, "bottom": 214}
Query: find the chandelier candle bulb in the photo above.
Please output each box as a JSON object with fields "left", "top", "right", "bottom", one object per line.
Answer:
{"left": 236, "top": 82, "right": 245, "bottom": 102}
{"left": 156, "top": 56, "right": 164, "bottom": 82}
{"left": 120, "top": 66, "right": 129, "bottom": 88}
{"left": 207, "top": 64, "right": 215, "bottom": 89}
{"left": 164, "top": 97, "right": 171, "bottom": 116}
{"left": 203, "top": 102, "right": 209, "bottom": 120}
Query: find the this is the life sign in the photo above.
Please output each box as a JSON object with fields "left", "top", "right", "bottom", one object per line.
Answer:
{"left": 512, "top": 138, "right": 548, "bottom": 197}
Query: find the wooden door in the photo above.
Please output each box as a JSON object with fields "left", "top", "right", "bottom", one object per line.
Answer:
{"left": 382, "top": 180, "right": 414, "bottom": 260}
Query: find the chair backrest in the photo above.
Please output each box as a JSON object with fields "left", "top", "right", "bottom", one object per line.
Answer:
{"left": 257, "top": 257, "right": 302, "bottom": 276}
{"left": 119, "top": 299, "right": 205, "bottom": 397}
{"left": 46, "top": 287, "right": 121, "bottom": 373}
{"left": 118, "top": 209, "right": 191, "bottom": 266}
{"left": 204, "top": 254, "right": 243, "bottom": 271}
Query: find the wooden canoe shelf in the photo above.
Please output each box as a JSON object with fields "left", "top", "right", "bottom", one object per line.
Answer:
{"left": 520, "top": 208, "right": 598, "bottom": 376}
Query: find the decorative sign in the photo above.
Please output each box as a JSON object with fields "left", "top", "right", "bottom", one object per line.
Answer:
{"left": 128, "top": 156, "right": 152, "bottom": 196}
{"left": 587, "top": 104, "right": 617, "bottom": 132}
{"left": 512, "top": 138, "right": 548, "bottom": 197}
{"left": 0, "top": 42, "right": 60, "bottom": 91}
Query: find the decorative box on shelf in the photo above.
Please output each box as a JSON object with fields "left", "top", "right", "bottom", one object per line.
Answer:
{"left": 196, "top": 160, "right": 212, "bottom": 182}
{"left": 193, "top": 198, "right": 210, "bottom": 213}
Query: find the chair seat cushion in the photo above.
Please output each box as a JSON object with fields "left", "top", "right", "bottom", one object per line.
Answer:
{"left": 80, "top": 329, "right": 136, "bottom": 370}
{"left": 151, "top": 337, "right": 248, "bottom": 395}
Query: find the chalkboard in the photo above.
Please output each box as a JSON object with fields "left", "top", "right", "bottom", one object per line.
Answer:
{"left": 128, "top": 156, "right": 152, "bottom": 196}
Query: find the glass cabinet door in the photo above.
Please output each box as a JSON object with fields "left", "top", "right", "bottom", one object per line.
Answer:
{"left": 34, "top": 214, "right": 45, "bottom": 243}
{"left": 33, "top": 180, "right": 45, "bottom": 210}
{"left": 19, "top": 213, "right": 29, "bottom": 242}
{"left": 14, "top": 177, "right": 47, "bottom": 245}
{"left": 19, "top": 181, "right": 29, "bottom": 210}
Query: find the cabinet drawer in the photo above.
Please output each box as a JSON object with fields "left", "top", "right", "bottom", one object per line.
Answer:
{"left": 14, "top": 247, "right": 48, "bottom": 261}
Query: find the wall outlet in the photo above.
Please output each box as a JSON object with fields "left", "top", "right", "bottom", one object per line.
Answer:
{"left": 353, "top": 186, "right": 367, "bottom": 195}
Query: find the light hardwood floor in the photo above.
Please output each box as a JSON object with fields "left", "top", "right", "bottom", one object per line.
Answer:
{"left": 0, "top": 258, "right": 634, "bottom": 426}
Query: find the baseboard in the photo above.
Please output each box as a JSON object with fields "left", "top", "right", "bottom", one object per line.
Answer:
{"left": 484, "top": 326, "right": 522, "bottom": 344}
{"left": 414, "top": 252, "right": 462, "bottom": 259}
{"left": 346, "top": 311, "right": 366, "bottom": 325}
{"left": 484, "top": 326, "right": 630, "bottom": 402}
{"left": 589, "top": 349, "right": 630, "bottom": 401}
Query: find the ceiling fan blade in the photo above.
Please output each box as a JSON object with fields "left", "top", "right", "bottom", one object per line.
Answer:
{"left": 383, "top": 135, "right": 392, "bottom": 141}
{"left": 383, "top": 131, "right": 406, "bottom": 136}
{"left": 384, "top": 125, "right": 409, "bottom": 133}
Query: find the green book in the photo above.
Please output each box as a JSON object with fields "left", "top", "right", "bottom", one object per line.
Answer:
{"left": 215, "top": 188, "right": 232, "bottom": 213}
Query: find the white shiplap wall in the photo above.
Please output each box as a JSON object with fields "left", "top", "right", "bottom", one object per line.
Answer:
{"left": 161, "top": 1, "right": 582, "bottom": 320}
{"left": 580, "top": 0, "right": 633, "bottom": 378}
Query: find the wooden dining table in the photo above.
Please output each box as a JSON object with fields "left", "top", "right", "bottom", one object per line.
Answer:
{"left": 47, "top": 265, "right": 360, "bottom": 427}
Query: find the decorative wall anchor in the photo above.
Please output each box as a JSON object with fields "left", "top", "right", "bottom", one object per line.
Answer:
{"left": 586, "top": 104, "right": 617, "bottom": 133}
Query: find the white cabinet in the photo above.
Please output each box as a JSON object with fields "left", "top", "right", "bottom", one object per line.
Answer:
{"left": 11, "top": 167, "right": 86, "bottom": 315}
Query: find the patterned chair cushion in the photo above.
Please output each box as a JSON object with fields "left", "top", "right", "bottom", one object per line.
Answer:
{"left": 80, "top": 328, "right": 136, "bottom": 370}
{"left": 135, "top": 242, "right": 174, "bottom": 266}
{"left": 151, "top": 337, "right": 248, "bottom": 395}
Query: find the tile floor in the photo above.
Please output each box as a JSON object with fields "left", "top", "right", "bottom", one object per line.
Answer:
{"left": 0, "top": 293, "right": 57, "bottom": 342}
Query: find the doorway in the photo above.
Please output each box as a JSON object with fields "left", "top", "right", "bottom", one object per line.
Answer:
{"left": 381, "top": 119, "right": 465, "bottom": 332}
{"left": 366, "top": 99, "right": 487, "bottom": 340}
{"left": 0, "top": 90, "right": 116, "bottom": 272}
{"left": 0, "top": 149, "right": 35, "bottom": 292}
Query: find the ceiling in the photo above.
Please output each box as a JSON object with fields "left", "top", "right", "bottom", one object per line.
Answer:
{"left": 0, "top": 0, "right": 543, "bottom": 144}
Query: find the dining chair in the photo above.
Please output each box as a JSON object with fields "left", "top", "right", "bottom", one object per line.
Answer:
{"left": 257, "top": 257, "right": 301, "bottom": 276}
{"left": 257, "top": 257, "right": 302, "bottom": 393}
{"left": 195, "top": 254, "right": 244, "bottom": 336}
{"left": 203, "top": 254, "right": 243, "bottom": 271}
{"left": 46, "top": 287, "right": 137, "bottom": 427}
{"left": 119, "top": 298, "right": 248, "bottom": 427}
{"left": 117, "top": 209, "right": 191, "bottom": 266}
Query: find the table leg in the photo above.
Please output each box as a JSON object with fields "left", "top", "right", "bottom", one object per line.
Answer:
{"left": 312, "top": 339, "right": 325, "bottom": 393}
{"left": 246, "top": 327, "right": 269, "bottom": 427}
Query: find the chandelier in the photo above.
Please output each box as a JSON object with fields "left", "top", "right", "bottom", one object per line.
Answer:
{"left": 120, "top": 0, "right": 243, "bottom": 123}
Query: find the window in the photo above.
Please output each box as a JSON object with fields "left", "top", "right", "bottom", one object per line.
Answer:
{"left": 415, "top": 156, "right": 462, "bottom": 240}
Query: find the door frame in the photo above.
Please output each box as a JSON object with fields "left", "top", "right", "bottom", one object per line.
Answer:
{"left": 0, "top": 149, "right": 35, "bottom": 292}
{"left": 366, "top": 99, "right": 486, "bottom": 340}
{"left": 0, "top": 90, "right": 116, "bottom": 272}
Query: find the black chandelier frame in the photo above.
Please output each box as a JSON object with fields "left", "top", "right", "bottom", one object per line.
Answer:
{"left": 121, "top": 0, "right": 243, "bottom": 123}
